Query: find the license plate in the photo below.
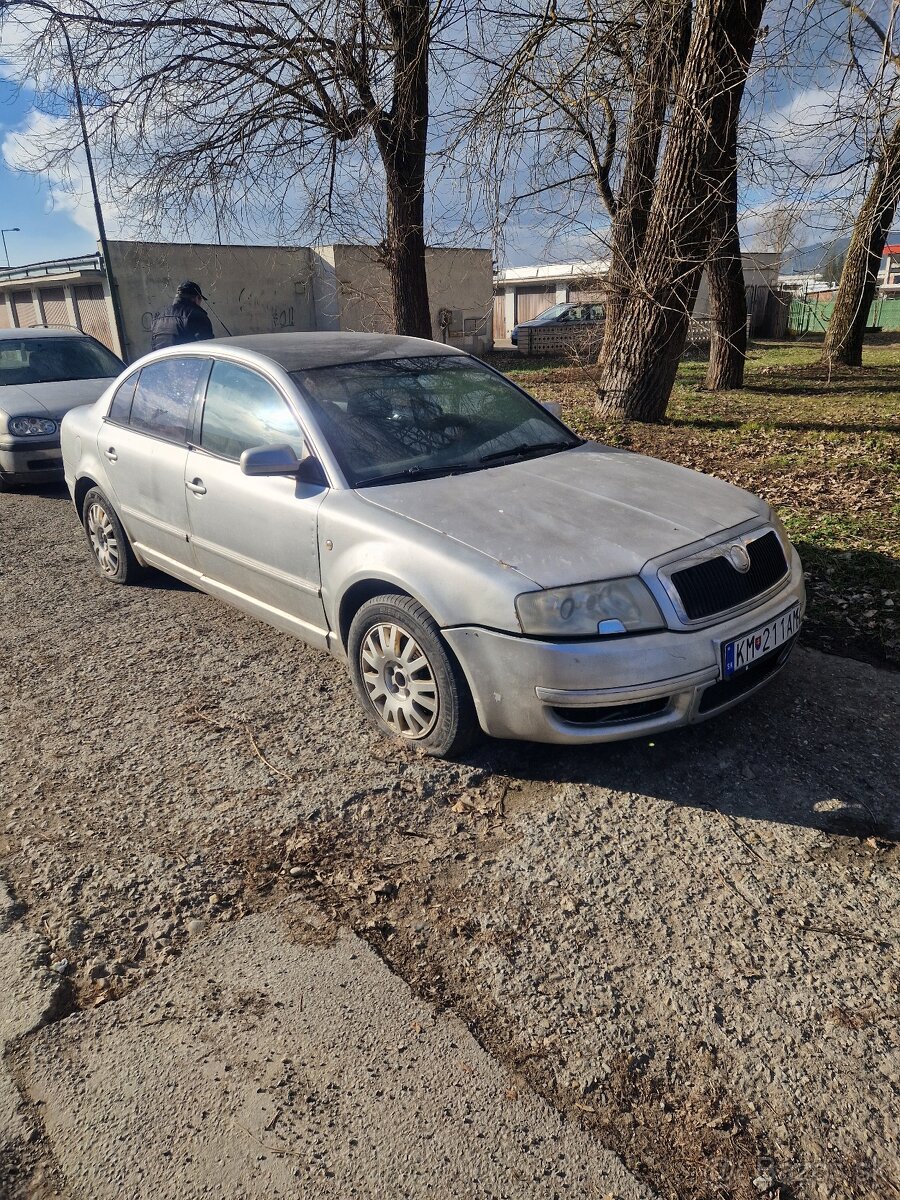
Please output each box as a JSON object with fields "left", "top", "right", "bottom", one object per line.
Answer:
{"left": 723, "top": 604, "right": 801, "bottom": 678}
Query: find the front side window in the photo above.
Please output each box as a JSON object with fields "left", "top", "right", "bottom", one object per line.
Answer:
{"left": 0, "top": 336, "right": 123, "bottom": 387}
{"left": 130, "top": 357, "right": 208, "bottom": 443}
{"left": 293, "top": 355, "right": 579, "bottom": 487}
{"left": 199, "top": 360, "right": 304, "bottom": 460}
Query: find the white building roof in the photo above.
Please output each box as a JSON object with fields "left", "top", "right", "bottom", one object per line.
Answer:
{"left": 495, "top": 260, "right": 609, "bottom": 286}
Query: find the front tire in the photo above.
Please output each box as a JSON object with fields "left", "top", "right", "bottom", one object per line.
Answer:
{"left": 81, "top": 487, "right": 144, "bottom": 584}
{"left": 348, "top": 595, "right": 480, "bottom": 758}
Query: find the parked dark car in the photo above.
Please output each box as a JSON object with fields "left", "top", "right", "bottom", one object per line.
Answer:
{"left": 511, "top": 301, "right": 605, "bottom": 346}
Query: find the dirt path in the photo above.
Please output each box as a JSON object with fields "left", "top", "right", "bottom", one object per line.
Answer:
{"left": 2, "top": 486, "right": 898, "bottom": 1200}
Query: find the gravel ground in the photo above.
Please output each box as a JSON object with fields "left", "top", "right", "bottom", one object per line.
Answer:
{"left": 2, "top": 485, "right": 899, "bottom": 1200}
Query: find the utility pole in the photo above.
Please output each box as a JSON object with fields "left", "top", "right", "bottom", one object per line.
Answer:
{"left": 57, "top": 18, "right": 129, "bottom": 361}
{"left": 209, "top": 161, "right": 223, "bottom": 246}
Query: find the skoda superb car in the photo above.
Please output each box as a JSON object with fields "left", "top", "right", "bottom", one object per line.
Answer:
{"left": 60, "top": 333, "right": 804, "bottom": 757}
{"left": 0, "top": 327, "right": 124, "bottom": 488}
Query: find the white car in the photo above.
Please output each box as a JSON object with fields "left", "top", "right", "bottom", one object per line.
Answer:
{"left": 0, "top": 327, "right": 124, "bottom": 489}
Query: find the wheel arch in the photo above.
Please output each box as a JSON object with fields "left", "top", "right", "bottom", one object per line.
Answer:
{"left": 74, "top": 474, "right": 101, "bottom": 517}
{"left": 75, "top": 476, "right": 147, "bottom": 569}
{"left": 337, "top": 579, "right": 411, "bottom": 650}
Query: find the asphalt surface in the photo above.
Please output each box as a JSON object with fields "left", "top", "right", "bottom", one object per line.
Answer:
{"left": 2, "top": 484, "right": 899, "bottom": 1200}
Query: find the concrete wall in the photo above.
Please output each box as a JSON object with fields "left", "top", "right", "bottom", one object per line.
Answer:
{"left": 107, "top": 241, "right": 493, "bottom": 360}
{"left": 107, "top": 241, "right": 317, "bottom": 360}
{"left": 693, "top": 252, "right": 781, "bottom": 320}
{"left": 319, "top": 245, "right": 494, "bottom": 355}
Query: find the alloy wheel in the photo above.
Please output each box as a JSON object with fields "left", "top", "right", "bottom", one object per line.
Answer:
{"left": 86, "top": 501, "right": 120, "bottom": 577}
{"left": 359, "top": 621, "right": 439, "bottom": 739}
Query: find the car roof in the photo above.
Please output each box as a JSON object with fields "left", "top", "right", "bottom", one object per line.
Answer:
{"left": 204, "top": 332, "right": 466, "bottom": 372}
{"left": 0, "top": 326, "right": 91, "bottom": 340}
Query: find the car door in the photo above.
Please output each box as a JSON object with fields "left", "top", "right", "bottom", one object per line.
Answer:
{"left": 184, "top": 358, "right": 330, "bottom": 647}
{"left": 99, "top": 356, "right": 209, "bottom": 577}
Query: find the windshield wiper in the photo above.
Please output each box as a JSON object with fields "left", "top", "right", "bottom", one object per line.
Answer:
{"left": 355, "top": 462, "right": 480, "bottom": 488}
{"left": 479, "top": 438, "right": 579, "bottom": 465}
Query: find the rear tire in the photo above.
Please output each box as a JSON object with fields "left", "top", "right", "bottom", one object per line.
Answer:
{"left": 348, "top": 594, "right": 480, "bottom": 759}
{"left": 81, "top": 487, "right": 144, "bottom": 584}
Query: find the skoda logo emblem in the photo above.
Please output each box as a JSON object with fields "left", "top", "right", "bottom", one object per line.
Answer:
{"left": 727, "top": 544, "right": 751, "bottom": 573}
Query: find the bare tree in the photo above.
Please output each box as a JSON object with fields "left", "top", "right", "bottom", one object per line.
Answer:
{"left": 752, "top": 202, "right": 800, "bottom": 258}
{"left": 705, "top": 113, "right": 748, "bottom": 390}
{"left": 600, "top": 0, "right": 690, "bottom": 359}
{"left": 823, "top": 116, "right": 900, "bottom": 364}
{"left": 598, "top": 0, "right": 767, "bottom": 420}
{"left": 822, "top": 0, "right": 900, "bottom": 368}
{"left": 0, "top": 0, "right": 452, "bottom": 337}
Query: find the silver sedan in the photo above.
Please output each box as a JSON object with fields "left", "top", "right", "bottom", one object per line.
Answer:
{"left": 0, "top": 327, "right": 123, "bottom": 488}
{"left": 60, "top": 333, "right": 805, "bottom": 756}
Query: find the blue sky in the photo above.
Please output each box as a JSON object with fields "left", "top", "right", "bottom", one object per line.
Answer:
{"left": 0, "top": 79, "right": 97, "bottom": 266}
{"left": 0, "top": 0, "right": 876, "bottom": 272}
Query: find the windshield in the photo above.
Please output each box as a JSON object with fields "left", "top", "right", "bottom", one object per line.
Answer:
{"left": 0, "top": 337, "right": 123, "bottom": 386}
{"left": 533, "top": 303, "right": 569, "bottom": 323}
{"left": 292, "top": 355, "right": 580, "bottom": 487}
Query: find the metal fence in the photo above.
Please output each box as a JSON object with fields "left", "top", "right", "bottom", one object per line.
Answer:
{"left": 787, "top": 294, "right": 900, "bottom": 335}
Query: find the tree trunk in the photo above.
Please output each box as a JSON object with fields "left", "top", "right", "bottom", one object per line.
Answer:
{"left": 600, "top": 0, "right": 691, "bottom": 361}
{"left": 598, "top": 0, "right": 765, "bottom": 421}
{"left": 377, "top": 0, "right": 432, "bottom": 339}
{"left": 384, "top": 168, "right": 431, "bottom": 338}
{"left": 822, "top": 119, "right": 900, "bottom": 368}
{"left": 704, "top": 113, "right": 747, "bottom": 390}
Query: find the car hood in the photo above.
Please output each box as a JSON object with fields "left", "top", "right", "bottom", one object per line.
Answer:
{"left": 0, "top": 378, "right": 114, "bottom": 421}
{"left": 360, "top": 442, "right": 766, "bottom": 588}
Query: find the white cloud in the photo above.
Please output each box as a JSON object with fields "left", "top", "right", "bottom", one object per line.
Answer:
{"left": 2, "top": 108, "right": 112, "bottom": 237}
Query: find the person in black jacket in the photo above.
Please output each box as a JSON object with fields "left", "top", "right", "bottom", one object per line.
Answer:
{"left": 150, "top": 281, "right": 215, "bottom": 350}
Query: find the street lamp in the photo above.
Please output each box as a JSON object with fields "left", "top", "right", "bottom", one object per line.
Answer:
{"left": 1, "top": 228, "right": 19, "bottom": 268}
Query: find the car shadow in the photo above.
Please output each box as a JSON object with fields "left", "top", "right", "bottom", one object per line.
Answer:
{"left": 136, "top": 571, "right": 195, "bottom": 594}
{"left": 466, "top": 648, "right": 900, "bottom": 844}
{"left": 8, "top": 482, "right": 71, "bottom": 500}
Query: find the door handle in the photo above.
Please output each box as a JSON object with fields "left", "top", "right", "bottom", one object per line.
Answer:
{"left": 104, "top": 447, "right": 118, "bottom": 462}
{"left": 186, "top": 478, "right": 207, "bottom": 496}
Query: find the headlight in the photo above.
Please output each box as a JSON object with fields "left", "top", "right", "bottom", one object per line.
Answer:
{"left": 516, "top": 577, "right": 664, "bottom": 637}
{"left": 8, "top": 416, "right": 58, "bottom": 437}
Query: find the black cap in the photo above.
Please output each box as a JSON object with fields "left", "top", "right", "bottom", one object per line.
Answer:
{"left": 177, "top": 280, "right": 206, "bottom": 300}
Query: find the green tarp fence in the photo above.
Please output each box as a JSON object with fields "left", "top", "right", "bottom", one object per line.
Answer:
{"left": 789, "top": 296, "right": 900, "bottom": 334}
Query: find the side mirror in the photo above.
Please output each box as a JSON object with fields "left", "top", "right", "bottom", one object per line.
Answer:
{"left": 240, "top": 443, "right": 302, "bottom": 476}
{"left": 541, "top": 400, "right": 562, "bottom": 418}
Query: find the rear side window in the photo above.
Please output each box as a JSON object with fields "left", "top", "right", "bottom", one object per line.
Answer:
{"left": 107, "top": 374, "right": 138, "bottom": 425}
{"left": 130, "top": 358, "right": 208, "bottom": 443}
{"left": 199, "top": 360, "right": 304, "bottom": 460}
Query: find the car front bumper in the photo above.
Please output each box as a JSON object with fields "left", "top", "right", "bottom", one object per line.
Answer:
{"left": 443, "top": 558, "right": 806, "bottom": 744}
{"left": 0, "top": 437, "right": 64, "bottom": 485}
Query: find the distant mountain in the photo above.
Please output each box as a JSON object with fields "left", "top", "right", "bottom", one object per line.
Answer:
{"left": 785, "top": 231, "right": 900, "bottom": 274}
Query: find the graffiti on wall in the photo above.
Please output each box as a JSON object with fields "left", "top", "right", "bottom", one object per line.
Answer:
{"left": 140, "top": 298, "right": 295, "bottom": 336}
{"left": 238, "top": 287, "right": 296, "bottom": 331}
